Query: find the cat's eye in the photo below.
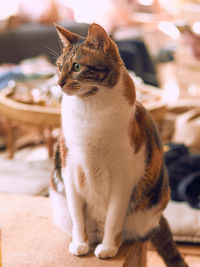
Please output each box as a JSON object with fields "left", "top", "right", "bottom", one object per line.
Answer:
{"left": 73, "top": 63, "right": 82, "bottom": 72}
{"left": 59, "top": 63, "right": 63, "bottom": 71}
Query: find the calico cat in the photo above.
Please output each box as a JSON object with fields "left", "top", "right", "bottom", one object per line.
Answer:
{"left": 50, "top": 23, "right": 188, "bottom": 266}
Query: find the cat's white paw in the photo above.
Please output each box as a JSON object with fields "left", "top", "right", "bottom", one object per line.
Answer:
{"left": 94, "top": 244, "right": 119, "bottom": 259}
{"left": 69, "top": 241, "right": 89, "bottom": 256}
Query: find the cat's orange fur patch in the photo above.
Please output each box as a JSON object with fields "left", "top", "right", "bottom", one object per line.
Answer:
{"left": 123, "top": 71, "right": 136, "bottom": 106}
{"left": 78, "top": 165, "right": 86, "bottom": 190}
{"left": 129, "top": 101, "right": 156, "bottom": 155}
{"left": 129, "top": 114, "right": 145, "bottom": 154}
{"left": 156, "top": 185, "right": 170, "bottom": 213}
{"left": 60, "top": 132, "right": 68, "bottom": 168}
{"left": 147, "top": 149, "right": 163, "bottom": 179}
{"left": 133, "top": 163, "right": 169, "bottom": 212}
{"left": 128, "top": 100, "right": 170, "bottom": 213}
{"left": 84, "top": 228, "right": 89, "bottom": 243}
{"left": 114, "top": 233, "right": 122, "bottom": 247}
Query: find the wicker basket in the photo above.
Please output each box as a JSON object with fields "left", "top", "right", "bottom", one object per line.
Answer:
{"left": 0, "top": 88, "right": 61, "bottom": 128}
{"left": 0, "top": 83, "right": 166, "bottom": 128}
{"left": 136, "top": 83, "right": 166, "bottom": 123}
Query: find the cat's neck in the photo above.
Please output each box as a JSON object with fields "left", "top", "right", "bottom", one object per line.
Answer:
{"left": 61, "top": 68, "right": 135, "bottom": 149}
{"left": 61, "top": 68, "right": 134, "bottom": 119}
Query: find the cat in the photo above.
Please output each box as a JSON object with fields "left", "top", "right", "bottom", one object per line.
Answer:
{"left": 50, "top": 23, "right": 188, "bottom": 267}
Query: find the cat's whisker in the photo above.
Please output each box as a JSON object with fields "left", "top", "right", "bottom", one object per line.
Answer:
{"left": 46, "top": 47, "right": 60, "bottom": 59}
{"left": 80, "top": 88, "right": 92, "bottom": 99}
{"left": 84, "top": 93, "right": 91, "bottom": 99}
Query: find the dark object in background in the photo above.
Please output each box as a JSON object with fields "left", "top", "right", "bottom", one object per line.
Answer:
{"left": 0, "top": 22, "right": 159, "bottom": 87}
{"left": 0, "top": 22, "right": 90, "bottom": 64}
{"left": 164, "top": 143, "right": 200, "bottom": 209}
{"left": 164, "top": 143, "right": 189, "bottom": 166}
{"left": 116, "top": 39, "right": 159, "bottom": 87}
{"left": 177, "top": 172, "right": 200, "bottom": 210}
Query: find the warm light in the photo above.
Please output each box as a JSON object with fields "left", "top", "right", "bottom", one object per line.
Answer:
{"left": 0, "top": 0, "right": 21, "bottom": 20}
{"left": 138, "top": 0, "right": 153, "bottom": 6}
{"left": 67, "top": 0, "right": 111, "bottom": 25}
{"left": 18, "top": 0, "right": 50, "bottom": 21}
{"left": 158, "top": 21, "right": 180, "bottom": 39}
{"left": 193, "top": 22, "right": 200, "bottom": 34}
{"left": 188, "top": 84, "right": 200, "bottom": 97}
{"left": 163, "top": 79, "right": 180, "bottom": 102}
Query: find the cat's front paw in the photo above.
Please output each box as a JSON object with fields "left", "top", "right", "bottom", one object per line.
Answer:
{"left": 69, "top": 241, "right": 89, "bottom": 256}
{"left": 94, "top": 244, "right": 119, "bottom": 259}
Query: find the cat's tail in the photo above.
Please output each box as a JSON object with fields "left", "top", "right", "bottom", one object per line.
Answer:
{"left": 150, "top": 215, "right": 188, "bottom": 267}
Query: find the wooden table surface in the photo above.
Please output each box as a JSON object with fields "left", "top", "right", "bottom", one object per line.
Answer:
{"left": 0, "top": 193, "right": 146, "bottom": 267}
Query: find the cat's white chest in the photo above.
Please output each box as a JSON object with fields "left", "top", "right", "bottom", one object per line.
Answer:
{"left": 61, "top": 92, "right": 132, "bottom": 155}
{"left": 61, "top": 92, "right": 145, "bottom": 221}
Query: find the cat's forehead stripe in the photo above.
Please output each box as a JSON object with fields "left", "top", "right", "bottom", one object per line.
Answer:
{"left": 63, "top": 38, "right": 85, "bottom": 62}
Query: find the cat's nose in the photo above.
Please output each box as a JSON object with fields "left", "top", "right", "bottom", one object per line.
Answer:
{"left": 58, "top": 80, "right": 66, "bottom": 88}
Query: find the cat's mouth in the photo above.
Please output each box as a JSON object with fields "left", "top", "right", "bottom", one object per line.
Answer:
{"left": 62, "top": 87, "right": 78, "bottom": 96}
{"left": 60, "top": 81, "right": 81, "bottom": 96}
{"left": 61, "top": 83, "right": 98, "bottom": 97}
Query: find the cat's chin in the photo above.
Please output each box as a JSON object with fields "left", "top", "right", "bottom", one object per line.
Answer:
{"left": 62, "top": 88, "right": 79, "bottom": 96}
{"left": 62, "top": 89, "right": 97, "bottom": 97}
{"left": 61, "top": 85, "right": 98, "bottom": 97}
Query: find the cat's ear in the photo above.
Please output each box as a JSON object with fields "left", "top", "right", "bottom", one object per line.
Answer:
{"left": 86, "top": 23, "right": 110, "bottom": 51}
{"left": 54, "top": 23, "right": 81, "bottom": 47}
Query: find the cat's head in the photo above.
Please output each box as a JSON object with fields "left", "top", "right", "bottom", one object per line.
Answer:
{"left": 55, "top": 23, "right": 123, "bottom": 97}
